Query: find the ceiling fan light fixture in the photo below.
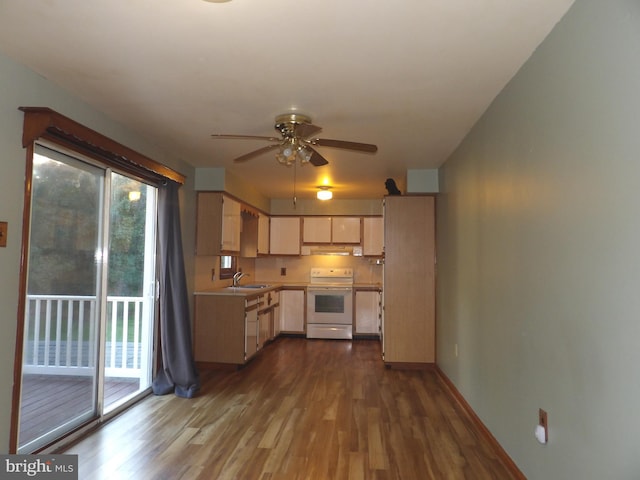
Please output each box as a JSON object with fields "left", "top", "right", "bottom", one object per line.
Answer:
{"left": 317, "top": 186, "right": 333, "bottom": 201}
{"left": 282, "top": 147, "right": 294, "bottom": 158}
{"left": 276, "top": 152, "right": 293, "bottom": 166}
{"left": 277, "top": 138, "right": 313, "bottom": 166}
{"left": 297, "top": 146, "right": 312, "bottom": 164}
{"left": 214, "top": 112, "right": 377, "bottom": 170}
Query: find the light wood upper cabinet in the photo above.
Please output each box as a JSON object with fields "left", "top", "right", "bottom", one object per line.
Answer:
{"left": 302, "top": 216, "right": 361, "bottom": 244}
{"left": 240, "top": 211, "right": 258, "bottom": 258}
{"left": 196, "top": 192, "right": 241, "bottom": 255}
{"left": 222, "top": 196, "right": 241, "bottom": 251}
{"left": 332, "top": 217, "right": 361, "bottom": 244}
{"left": 270, "top": 217, "right": 301, "bottom": 255}
{"left": 303, "top": 217, "right": 332, "bottom": 243}
{"left": 363, "top": 217, "right": 384, "bottom": 256}
{"left": 257, "top": 213, "right": 270, "bottom": 255}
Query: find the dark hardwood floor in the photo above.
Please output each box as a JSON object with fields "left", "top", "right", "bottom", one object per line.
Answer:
{"left": 65, "top": 337, "right": 517, "bottom": 479}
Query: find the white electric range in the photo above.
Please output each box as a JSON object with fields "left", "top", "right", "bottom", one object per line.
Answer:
{"left": 306, "top": 267, "right": 354, "bottom": 339}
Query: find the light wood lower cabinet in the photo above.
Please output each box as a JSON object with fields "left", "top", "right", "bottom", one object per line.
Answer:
{"left": 355, "top": 290, "right": 381, "bottom": 336}
{"left": 194, "top": 294, "right": 262, "bottom": 365}
{"left": 258, "top": 290, "right": 279, "bottom": 349}
{"left": 245, "top": 304, "right": 258, "bottom": 360}
{"left": 280, "top": 289, "right": 305, "bottom": 333}
{"left": 195, "top": 290, "right": 281, "bottom": 366}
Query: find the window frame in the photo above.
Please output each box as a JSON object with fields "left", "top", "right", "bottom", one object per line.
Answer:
{"left": 11, "top": 106, "right": 185, "bottom": 454}
{"left": 219, "top": 255, "right": 237, "bottom": 280}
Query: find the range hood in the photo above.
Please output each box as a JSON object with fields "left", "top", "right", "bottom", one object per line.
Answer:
{"left": 301, "top": 245, "right": 362, "bottom": 256}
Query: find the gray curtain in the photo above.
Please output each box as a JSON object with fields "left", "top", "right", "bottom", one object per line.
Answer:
{"left": 152, "top": 180, "right": 200, "bottom": 398}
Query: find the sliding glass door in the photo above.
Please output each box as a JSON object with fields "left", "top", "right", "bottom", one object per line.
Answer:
{"left": 18, "top": 144, "right": 157, "bottom": 453}
{"left": 103, "top": 172, "right": 156, "bottom": 412}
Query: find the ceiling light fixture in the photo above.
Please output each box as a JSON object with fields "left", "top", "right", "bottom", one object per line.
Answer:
{"left": 276, "top": 138, "right": 313, "bottom": 166}
{"left": 317, "top": 186, "right": 333, "bottom": 201}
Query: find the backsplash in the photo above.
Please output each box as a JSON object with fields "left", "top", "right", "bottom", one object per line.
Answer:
{"left": 194, "top": 254, "right": 382, "bottom": 291}
{"left": 254, "top": 255, "right": 382, "bottom": 284}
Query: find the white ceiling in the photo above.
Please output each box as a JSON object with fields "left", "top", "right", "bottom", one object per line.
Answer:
{"left": 0, "top": 0, "right": 574, "bottom": 200}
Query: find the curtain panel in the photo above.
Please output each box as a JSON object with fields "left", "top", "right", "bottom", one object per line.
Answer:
{"left": 152, "top": 180, "right": 200, "bottom": 398}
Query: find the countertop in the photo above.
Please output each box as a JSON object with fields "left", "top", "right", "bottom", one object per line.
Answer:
{"left": 194, "top": 282, "right": 381, "bottom": 296}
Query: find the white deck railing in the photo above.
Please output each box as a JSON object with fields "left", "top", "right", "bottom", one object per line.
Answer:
{"left": 23, "top": 295, "right": 151, "bottom": 380}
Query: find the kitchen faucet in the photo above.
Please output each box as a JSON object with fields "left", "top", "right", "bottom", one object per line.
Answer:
{"left": 232, "top": 271, "right": 249, "bottom": 287}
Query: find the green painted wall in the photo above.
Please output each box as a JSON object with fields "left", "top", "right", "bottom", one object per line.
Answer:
{"left": 437, "top": 1, "right": 640, "bottom": 478}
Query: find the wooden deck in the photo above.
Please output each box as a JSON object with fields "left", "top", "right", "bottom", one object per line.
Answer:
{"left": 20, "top": 374, "right": 140, "bottom": 448}
{"left": 66, "top": 337, "right": 521, "bottom": 479}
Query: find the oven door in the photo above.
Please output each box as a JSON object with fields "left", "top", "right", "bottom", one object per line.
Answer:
{"left": 307, "top": 287, "right": 353, "bottom": 324}
{"left": 306, "top": 286, "right": 354, "bottom": 339}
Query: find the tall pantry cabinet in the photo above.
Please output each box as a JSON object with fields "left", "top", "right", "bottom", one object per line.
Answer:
{"left": 383, "top": 195, "right": 436, "bottom": 365}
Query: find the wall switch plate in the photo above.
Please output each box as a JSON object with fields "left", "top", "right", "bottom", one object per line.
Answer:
{"left": 0, "top": 222, "right": 7, "bottom": 247}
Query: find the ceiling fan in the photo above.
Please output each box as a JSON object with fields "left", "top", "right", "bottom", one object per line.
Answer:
{"left": 211, "top": 113, "right": 378, "bottom": 167}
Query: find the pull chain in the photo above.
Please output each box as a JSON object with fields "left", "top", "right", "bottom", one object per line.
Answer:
{"left": 292, "top": 160, "right": 297, "bottom": 208}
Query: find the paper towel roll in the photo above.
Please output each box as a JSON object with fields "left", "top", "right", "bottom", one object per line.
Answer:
{"left": 535, "top": 424, "right": 547, "bottom": 444}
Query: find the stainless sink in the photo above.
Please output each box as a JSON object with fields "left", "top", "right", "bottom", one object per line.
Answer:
{"left": 225, "top": 284, "right": 271, "bottom": 289}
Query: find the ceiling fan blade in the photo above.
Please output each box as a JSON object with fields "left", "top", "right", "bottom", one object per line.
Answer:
{"left": 307, "top": 146, "right": 329, "bottom": 167}
{"left": 313, "top": 138, "right": 378, "bottom": 153}
{"left": 234, "top": 144, "right": 280, "bottom": 163}
{"left": 212, "top": 134, "right": 281, "bottom": 142}
{"left": 295, "top": 123, "right": 322, "bottom": 139}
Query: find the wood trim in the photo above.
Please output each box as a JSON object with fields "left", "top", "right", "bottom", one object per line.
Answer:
{"left": 203, "top": 190, "right": 270, "bottom": 217}
{"left": 11, "top": 110, "right": 184, "bottom": 453}
{"left": 434, "top": 366, "right": 526, "bottom": 480}
{"left": 353, "top": 285, "right": 382, "bottom": 292}
{"left": 19, "top": 107, "right": 185, "bottom": 184}
{"left": 9, "top": 144, "right": 35, "bottom": 453}
{"left": 384, "top": 362, "right": 435, "bottom": 370}
{"left": 240, "top": 204, "right": 260, "bottom": 217}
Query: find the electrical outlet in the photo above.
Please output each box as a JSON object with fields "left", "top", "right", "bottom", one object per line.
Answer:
{"left": 281, "top": 267, "right": 287, "bottom": 276}
{"left": 0, "top": 222, "right": 7, "bottom": 248}
{"left": 538, "top": 408, "right": 548, "bottom": 443}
